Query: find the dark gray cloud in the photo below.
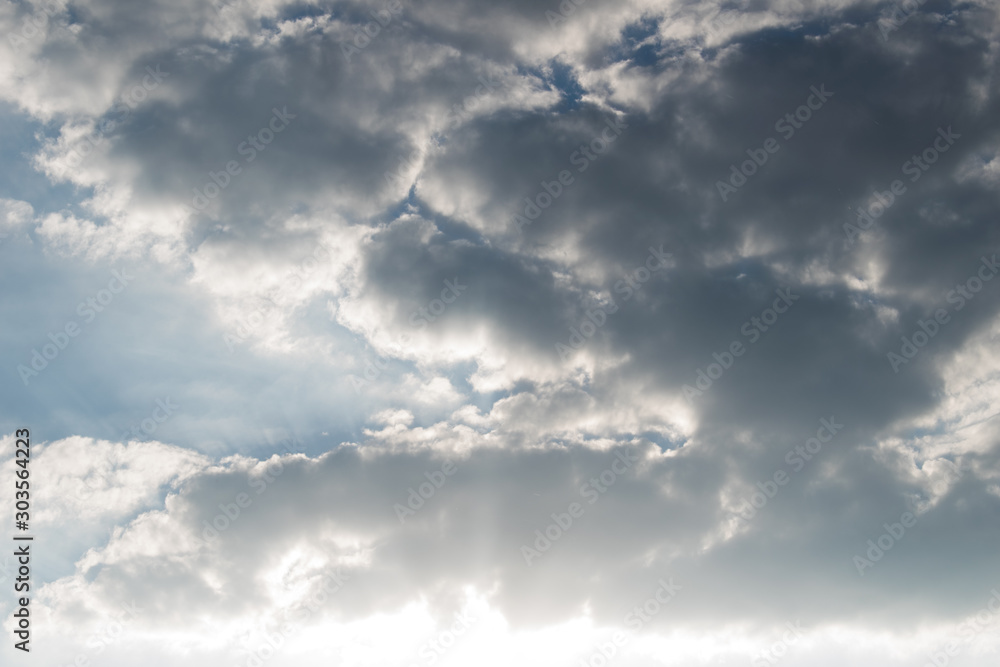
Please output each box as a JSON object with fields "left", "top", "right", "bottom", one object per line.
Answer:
{"left": 1, "top": 0, "right": 999, "bottom": 665}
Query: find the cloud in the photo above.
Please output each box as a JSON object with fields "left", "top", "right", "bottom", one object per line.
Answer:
{"left": 1, "top": 0, "right": 1000, "bottom": 664}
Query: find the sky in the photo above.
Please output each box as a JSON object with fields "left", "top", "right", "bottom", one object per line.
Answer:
{"left": 1, "top": 0, "right": 999, "bottom": 665}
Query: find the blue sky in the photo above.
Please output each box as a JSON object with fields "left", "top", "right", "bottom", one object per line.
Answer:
{"left": 1, "top": 1, "right": 1000, "bottom": 666}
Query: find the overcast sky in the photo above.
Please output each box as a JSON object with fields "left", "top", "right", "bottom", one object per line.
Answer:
{"left": 1, "top": 0, "right": 999, "bottom": 665}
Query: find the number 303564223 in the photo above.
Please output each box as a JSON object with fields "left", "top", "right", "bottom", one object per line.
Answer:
{"left": 15, "top": 428, "right": 29, "bottom": 484}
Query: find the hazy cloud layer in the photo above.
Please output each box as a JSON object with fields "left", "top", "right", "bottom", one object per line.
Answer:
{"left": 1, "top": 0, "right": 999, "bottom": 665}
